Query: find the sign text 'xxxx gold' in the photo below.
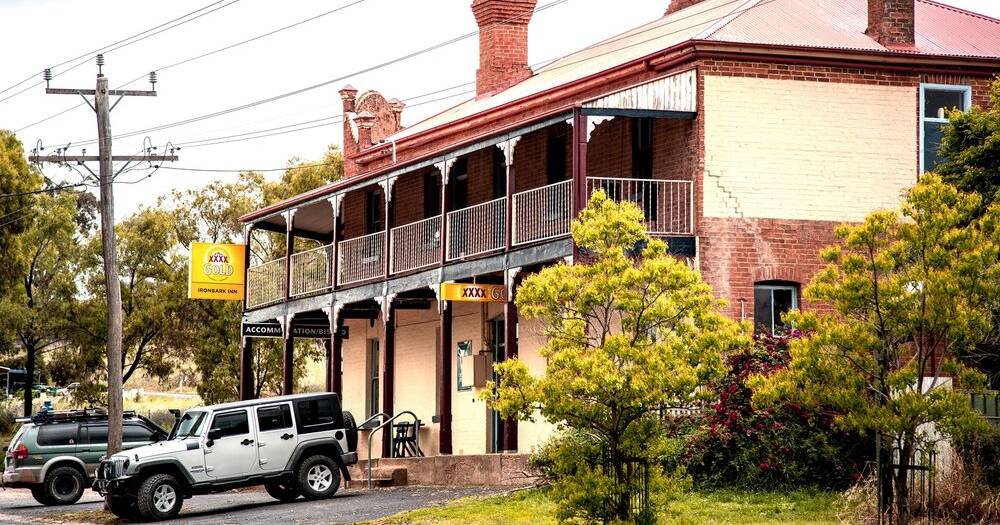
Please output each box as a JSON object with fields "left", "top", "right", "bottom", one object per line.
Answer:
{"left": 440, "top": 282, "right": 506, "bottom": 303}
{"left": 188, "top": 243, "right": 246, "bottom": 300}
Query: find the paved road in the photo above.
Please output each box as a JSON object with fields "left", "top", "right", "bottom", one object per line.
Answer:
{"left": 0, "top": 485, "right": 504, "bottom": 524}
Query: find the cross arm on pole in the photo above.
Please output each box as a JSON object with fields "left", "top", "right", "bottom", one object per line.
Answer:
{"left": 46, "top": 88, "right": 156, "bottom": 97}
{"left": 29, "top": 155, "right": 179, "bottom": 163}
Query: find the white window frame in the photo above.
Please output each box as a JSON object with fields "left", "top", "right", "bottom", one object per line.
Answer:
{"left": 919, "top": 83, "right": 972, "bottom": 175}
{"left": 754, "top": 284, "right": 799, "bottom": 336}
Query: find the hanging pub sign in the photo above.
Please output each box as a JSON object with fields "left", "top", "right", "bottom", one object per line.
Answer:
{"left": 440, "top": 282, "right": 506, "bottom": 303}
{"left": 290, "top": 324, "right": 332, "bottom": 339}
{"left": 241, "top": 323, "right": 347, "bottom": 339}
{"left": 188, "top": 243, "right": 246, "bottom": 300}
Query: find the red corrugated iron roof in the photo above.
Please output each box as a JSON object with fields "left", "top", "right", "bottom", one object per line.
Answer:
{"left": 706, "top": 0, "right": 1000, "bottom": 57}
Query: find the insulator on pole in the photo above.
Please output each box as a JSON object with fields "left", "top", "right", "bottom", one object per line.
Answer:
{"left": 43, "top": 68, "right": 52, "bottom": 88}
{"left": 149, "top": 71, "right": 158, "bottom": 90}
{"left": 96, "top": 54, "right": 105, "bottom": 74}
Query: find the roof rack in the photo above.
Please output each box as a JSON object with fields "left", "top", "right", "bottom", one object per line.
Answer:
{"left": 15, "top": 408, "right": 138, "bottom": 425}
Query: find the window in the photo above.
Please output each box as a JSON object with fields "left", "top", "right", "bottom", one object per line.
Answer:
{"left": 754, "top": 284, "right": 799, "bottom": 335}
{"left": 920, "top": 84, "right": 971, "bottom": 174}
{"left": 449, "top": 158, "right": 469, "bottom": 210}
{"left": 546, "top": 133, "right": 567, "bottom": 185}
{"left": 257, "top": 404, "right": 293, "bottom": 432}
{"left": 295, "top": 398, "right": 337, "bottom": 434}
{"left": 172, "top": 411, "right": 206, "bottom": 439}
{"left": 123, "top": 424, "right": 155, "bottom": 443}
{"left": 423, "top": 172, "right": 440, "bottom": 219}
{"left": 367, "top": 339, "right": 380, "bottom": 418}
{"left": 364, "top": 189, "right": 383, "bottom": 234}
{"left": 631, "top": 118, "right": 654, "bottom": 179}
{"left": 83, "top": 424, "right": 108, "bottom": 444}
{"left": 37, "top": 424, "right": 79, "bottom": 446}
{"left": 457, "top": 340, "right": 473, "bottom": 391}
{"left": 492, "top": 146, "right": 507, "bottom": 200}
{"left": 210, "top": 410, "right": 249, "bottom": 439}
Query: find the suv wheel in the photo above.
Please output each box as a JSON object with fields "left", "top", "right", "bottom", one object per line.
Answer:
{"left": 30, "top": 485, "right": 50, "bottom": 505}
{"left": 264, "top": 479, "right": 301, "bottom": 502}
{"left": 136, "top": 473, "right": 183, "bottom": 521}
{"left": 106, "top": 494, "right": 139, "bottom": 520}
{"left": 295, "top": 455, "right": 341, "bottom": 500}
{"left": 343, "top": 411, "right": 358, "bottom": 452}
{"left": 42, "top": 466, "right": 85, "bottom": 505}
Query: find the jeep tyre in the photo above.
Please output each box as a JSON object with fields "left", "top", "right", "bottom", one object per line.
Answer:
{"left": 264, "top": 479, "right": 301, "bottom": 502}
{"left": 42, "top": 466, "right": 85, "bottom": 505}
{"left": 136, "top": 473, "right": 183, "bottom": 521}
{"left": 295, "top": 455, "right": 341, "bottom": 500}
{"left": 30, "top": 485, "right": 50, "bottom": 505}
{"left": 343, "top": 411, "right": 358, "bottom": 452}
{"left": 106, "top": 494, "right": 139, "bottom": 520}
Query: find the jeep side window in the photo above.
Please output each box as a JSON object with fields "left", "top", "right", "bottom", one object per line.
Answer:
{"left": 257, "top": 404, "right": 293, "bottom": 432}
{"left": 37, "top": 423, "right": 79, "bottom": 446}
{"left": 295, "top": 398, "right": 336, "bottom": 434}
{"left": 210, "top": 411, "right": 249, "bottom": 439}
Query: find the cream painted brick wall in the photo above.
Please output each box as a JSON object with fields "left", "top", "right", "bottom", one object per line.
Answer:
{"left": 703, "top": 76, "right": 917, "bottom": 222}
{"left": 517, "top": 317, "right": 558, "bottom": 454}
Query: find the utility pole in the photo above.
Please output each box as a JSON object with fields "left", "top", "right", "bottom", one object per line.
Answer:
{"left": 29, "top": 55, "right": 176, "bottom": 455}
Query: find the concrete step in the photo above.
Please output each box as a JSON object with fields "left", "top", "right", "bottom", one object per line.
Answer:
{"left": 346, "top": 466, "right": 408, "bottom": 489}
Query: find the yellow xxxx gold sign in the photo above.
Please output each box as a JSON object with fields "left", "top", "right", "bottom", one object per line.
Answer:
{"left": 440, "top": 282, "right": 506, "bottom": 303}
{"left": 188, "top": 243, "right": 246, "bottom": 300}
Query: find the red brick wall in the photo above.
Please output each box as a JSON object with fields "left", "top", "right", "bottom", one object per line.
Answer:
{"left": 511, "top": 122, "right": 571, "bottom": 193}
{"left": 866, "top": 0, "right": 915, "bottom": 47}
{"left": 342, "top": 187, "right": 384, "bottom": 240}
{"left": 393, "top": 169, "right": 432, "bottom": 227}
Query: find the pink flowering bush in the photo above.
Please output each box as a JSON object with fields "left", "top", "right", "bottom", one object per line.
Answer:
{"left": 672, "top": 332, "right": 872, "bottom": 490}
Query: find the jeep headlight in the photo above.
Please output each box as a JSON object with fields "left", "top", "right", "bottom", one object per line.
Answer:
{"left": 123, "top": 459, "right": 130, "bottom": 472}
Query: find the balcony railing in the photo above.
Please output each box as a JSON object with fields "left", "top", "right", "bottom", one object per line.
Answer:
{"left": 247, "top": 257, "right": 286, "bottom": 308}
{"left": 446, "top": 197, "right": 506, "bottom": 261}
{"left": 338, "top": 231, "right": 384, "bottom": 286}
{"left": 390, "top": 215, "right": 441, "bottom": 275}
{"left": 290, "top": 244, "right": 334, "bottom": 297}
{"left": 587, "top": 178, "right": 694, "bottom": 235}
{"left": 512, "top": 180, "right": 572, "bottom": 246}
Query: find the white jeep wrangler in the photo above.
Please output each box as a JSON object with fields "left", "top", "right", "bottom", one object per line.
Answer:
{"left": 94, "top": 393, "right": 358, "bottom": 521}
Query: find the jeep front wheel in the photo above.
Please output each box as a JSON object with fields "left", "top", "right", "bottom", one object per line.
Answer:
{"left": 264, "top": 479, "right": 301, "bottom": 501}
{"left": 295, "top": 455, "right": 341, "bottom": 500}
{"left": 136, "top": 473, "right": 183, "bottom": 521}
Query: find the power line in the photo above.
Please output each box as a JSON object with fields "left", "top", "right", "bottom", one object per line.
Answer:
{"left": 56, "top": 0, "right": 571, "bottom": 148}
{"left": 15, "top": 0, "right": 372, "bottom": 133}
{"left": 0, "top": 0, "right": 241, "bottom": 106}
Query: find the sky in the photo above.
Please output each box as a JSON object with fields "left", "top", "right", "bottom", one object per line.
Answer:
{"left": 1, "top": 0, "right": 998, "bottom": 219}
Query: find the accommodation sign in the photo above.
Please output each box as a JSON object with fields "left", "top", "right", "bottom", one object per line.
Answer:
{"left": 242, "top": 323, "right": 341, "bottom": 339}
{"left": 188, "top": 243, "right": 246, "bottom": 301}
{"left": 440, "top": 283, "right": 506, "bottom": 303}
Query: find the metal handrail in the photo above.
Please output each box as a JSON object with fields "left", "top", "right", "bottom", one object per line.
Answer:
{"left": 365, "top": 410, "right": 420, "bottom": 489}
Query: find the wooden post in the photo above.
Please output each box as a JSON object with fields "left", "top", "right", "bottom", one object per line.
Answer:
{"left": 502, "top": 268, "right": 520, "bottom": 452}
{"left": 326, "top": 304, "right": 343, "bottom": 398}
{"left": 571, "top": 110, "right": 588, "bottom": 262}
{"left": 328, "top": 196, "right": 342, "bottom": 289}
{"left": 282, "top": 315, "right": 294, "bottom": 395}
{"left": 380, "top": 298, "right": 396, "bottom": 458}
{"left": 438, "top": 300, "right": 453, "bottom": 455}
{"left": 240, "top": 337, "right": 254, "bottom": 400}
{"left": 381, "top": 178, "right": 395, "bottom": 278}
{"left": 283, "top": 210, "right": 295, "bottom": 300}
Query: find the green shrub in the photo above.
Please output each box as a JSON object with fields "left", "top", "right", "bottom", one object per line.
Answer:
{"left": 675, "top": 333, "right": 872, "bottom": 491}
{"left": 954, "top": 423, "right": 1000, "bottom": 488}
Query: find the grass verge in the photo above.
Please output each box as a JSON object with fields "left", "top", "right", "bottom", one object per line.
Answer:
{"left": 372, "top": 488, "right": 840, "bottom": 525}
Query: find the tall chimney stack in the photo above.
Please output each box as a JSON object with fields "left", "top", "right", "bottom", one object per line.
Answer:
{"left": 472, "top": 0, "right": 537, "bottom": 97}
{"left": 665, "top": 0, "right": 706, "bottom": 16}
{"left": 866, "top": 0, "right": 915, "bottom": 47}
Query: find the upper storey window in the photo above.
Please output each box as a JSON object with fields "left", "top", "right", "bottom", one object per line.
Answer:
{"left": 920, "top": 84, "right": 971, "bottom": 174}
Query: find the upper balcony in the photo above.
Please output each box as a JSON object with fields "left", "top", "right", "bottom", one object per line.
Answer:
{"left": 245, "top": 110, "right": 698, "bottom": 311}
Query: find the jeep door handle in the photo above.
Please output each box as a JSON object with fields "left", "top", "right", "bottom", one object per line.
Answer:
{"left": 281, "top": 433, "right": 294, "bottom": 440}
{"left": 241, "top": 439, "right": 254, "bottom": 446}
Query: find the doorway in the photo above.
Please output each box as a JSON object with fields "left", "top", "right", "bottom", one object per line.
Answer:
{"left": 489, "top": 315, "right": 505, "bottom": 453}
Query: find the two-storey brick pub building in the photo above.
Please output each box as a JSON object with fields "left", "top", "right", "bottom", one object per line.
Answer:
{"left": 236, "top": 0, "right": 1000, "bottom": 460}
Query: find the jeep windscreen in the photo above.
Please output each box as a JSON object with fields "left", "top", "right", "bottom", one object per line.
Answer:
{"left": 170, "top": 411, "right": 206, "bottom": 440}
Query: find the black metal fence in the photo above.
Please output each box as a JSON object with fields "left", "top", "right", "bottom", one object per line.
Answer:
{"left": 970, "top": 391, "right": 1000, "bottom": 427}
{"left": 878, "top": 445, "right": 936, "bottom": 525}
{"left": 600, "top": 453, "right": 653, "bottom": 524}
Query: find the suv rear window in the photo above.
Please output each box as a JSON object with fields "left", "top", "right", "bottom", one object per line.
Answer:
{"left": 84, "top": 424, "right": 107, "bottom": 444}
{"left": 37, "top": 423, "right": 79, "bottom": 446}
{"left": 295, "top": 397, "right": 341, "bottom": 434}
{"left": 124, "top": 424, "right": 155, "bottom": 442}
{"left": 257, "top": 405, "right": 293, "bottom": 432}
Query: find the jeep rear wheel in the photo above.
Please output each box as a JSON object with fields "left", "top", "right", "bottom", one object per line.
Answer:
{"left": 295, "top": 455, "right": 341, "bottom": 500}
{"left": 264, "top": 480, "right": 301, "bottom": 502}
{"left": 42, "top": 466, "right": 85, "bottom": 505}
{"left": 136, "top": 473, "right": 183, "bottom": 521}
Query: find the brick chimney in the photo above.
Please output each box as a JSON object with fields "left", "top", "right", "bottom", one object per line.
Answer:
{"left": 665, "top": 0, "right": 706, "bottom": 15}
{"left": 866, "top": 0, "right": 915, "bottom": 47}
{"left": 472, "top": 0, "right": 537, "bottom": 97}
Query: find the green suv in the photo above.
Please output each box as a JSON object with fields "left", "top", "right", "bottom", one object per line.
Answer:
{"left": 3, "top": 409, "right": 168, "bottom": 505}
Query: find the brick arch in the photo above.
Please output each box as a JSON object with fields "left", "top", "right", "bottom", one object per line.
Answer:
{"left": 752, "top": 265, "right": 805, "bottom": 286}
